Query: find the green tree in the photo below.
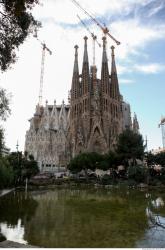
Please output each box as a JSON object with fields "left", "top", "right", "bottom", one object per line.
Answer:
{"left": 146, "top": 151, "right": 156, "bottom": 167}
{"left": 7, "top": 151, "right": 39, "bottom": 184}
{"left": 116, "top": 129, "right": 145, "bottom": 166}
{"left": 0, "top": 0, "right": 40, "bottom": 71}
{"left": 0, "top": 87, "right": 10, "bottom": 120}
{"left": 0, "top": 157, "right": 14, "bottom": 188}
{"left": 155, "top": 152, "right": 165, "bottom": 167}
{"left": 0, "top": 87, "right": 11, "bottom": 155}
{"left": 128, "top": 165, "right": 147, "bottom": 184}
{"left": 0, "top": 127, "right": 4, "bottom": 156}
{"left": 7, "top": 151, "right": 23, "bottom": 184}
{"left": 21, "top": 154, "right": 39, "bottom": 180}
{"left": 103, "top": 150, "right": 122, "bottom": 170}
{"left": 68, "top": 152, "right": 103, "bottom": 174}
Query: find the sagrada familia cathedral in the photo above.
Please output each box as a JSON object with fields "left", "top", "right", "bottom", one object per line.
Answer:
{"left": 25, "top": 36, "right": 139, "bottom": 172}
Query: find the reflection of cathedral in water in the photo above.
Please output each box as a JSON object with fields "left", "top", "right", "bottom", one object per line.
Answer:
{"left": 0, "top": 190, "right": 165, "bottom": 247}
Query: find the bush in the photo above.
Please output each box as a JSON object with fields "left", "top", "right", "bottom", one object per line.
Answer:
{"left": 127, "top": 179, "right": 137, "bottom": 187}
{"left": 128, "top": 165, "right": 146, "bottom": 183}
{"left": 101, "top": 174, "right": 116, "bottom": 185}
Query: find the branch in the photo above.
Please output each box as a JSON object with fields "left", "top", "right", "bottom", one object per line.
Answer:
{"left": 0, "top": 10, "right": 11, "bottom": 21}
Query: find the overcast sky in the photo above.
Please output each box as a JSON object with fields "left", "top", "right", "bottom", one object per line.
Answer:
{"left": 0, "top": 0, "right": 165, "bottom": 152}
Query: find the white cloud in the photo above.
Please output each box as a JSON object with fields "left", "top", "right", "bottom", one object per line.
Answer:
{"left": 147, "top": 2, "right": 165, "bottom": 17}
{"left": 116, "top": 65, "right": 129, "bottom": 74}
{"left": 134, "top": 63, "right": 165, "bottom": 73}
{"left": 111, "top": 20, "right": 165, "bottom": 60}
{"left": 33, "top": 0, "right": 156, "bottom": 24}
{"left": 119, "top": 78, "right": 134, "bottom": 84}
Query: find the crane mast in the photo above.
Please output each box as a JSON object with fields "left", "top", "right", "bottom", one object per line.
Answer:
{"left": 77, "top": 14, "right": 101, "bottom": 66}
{"left": 38, "top": 42, "right": 52, "bottom": 106}
{"left": 71, "top": 0, "right": 120, "bottom": 45}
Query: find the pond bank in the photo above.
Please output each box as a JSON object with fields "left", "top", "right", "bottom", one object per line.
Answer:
{"left": 0, "top": 240, "right": 37, "bottom": 248}
{"left": 19, "top": 181, "right": 165, "bottom": 192}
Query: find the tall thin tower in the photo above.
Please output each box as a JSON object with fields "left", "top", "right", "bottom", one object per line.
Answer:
{"left": 159, "top": 117, "right": 165, "bottom": 148}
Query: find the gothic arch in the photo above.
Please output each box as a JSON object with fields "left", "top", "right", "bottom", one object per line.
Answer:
{"left": 87, "top": 123, "right": 108, "bottom": 154}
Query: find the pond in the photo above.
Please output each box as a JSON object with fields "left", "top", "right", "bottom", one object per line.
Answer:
{"left": 0, "top": 187, "right": 165, "bottom": 247}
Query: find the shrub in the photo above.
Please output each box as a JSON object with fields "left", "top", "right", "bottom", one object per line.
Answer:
{"left": 128, "top": 165, "right": 146, "bottom": 183}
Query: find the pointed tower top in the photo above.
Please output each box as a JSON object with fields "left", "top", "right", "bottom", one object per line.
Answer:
{"left": 102, "top": 36, "right": 108, "bottom": 63}
{"left": 111, "top": 45, "right": 117, "bottom": 74}
{"left": 102, "top": 36, "right": 106, "bottom": 47}
{"left": 54, "top": 100, "right": 56, "bottom": 105}
{"left": 34, "top": 103, "right": 41, "bottom": 116}
{"left": 83, "top": 36, "right": 88, "bottom": 63}
{"left": 73, "top": 45, "right": 79, "bottom": 73}
{"left": 111, "top": 45, "right": 115, "bottom": 56}
{"left": 74, "top": 44, "right": 78, "bottom": 52}
{"left": 44, "top": 100, "right": 49, "bottom": 116}
{"left": 133, "top": 112, "right": 139, "bottom": 133}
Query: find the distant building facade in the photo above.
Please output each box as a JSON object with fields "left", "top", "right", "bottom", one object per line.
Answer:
{"left": 25, "top": 36, "right": 139, "bottom": 172}
{"left": 25, "top": 101, "right": 69, "bottom": 172}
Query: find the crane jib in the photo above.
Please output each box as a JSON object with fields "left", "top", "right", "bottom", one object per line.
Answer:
{"left": 71, "top": 0, "right": 121, "bottom": 45}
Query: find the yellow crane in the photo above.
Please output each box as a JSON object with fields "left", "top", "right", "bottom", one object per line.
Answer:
{"left": 71, "top": 0, "right": 120, "bottom": 45}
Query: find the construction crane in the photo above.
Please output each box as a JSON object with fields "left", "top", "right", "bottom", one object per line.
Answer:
{"left": 36, "top": 38, "right": 52, "bottom": 106}
{"left": 71, "top": 0, "right": 120, "bottom": 45}
{"left": 77, "top": 14, "right": 101, "bottom": 66}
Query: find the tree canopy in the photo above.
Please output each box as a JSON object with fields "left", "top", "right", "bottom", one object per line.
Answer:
{"left": 0, "top": 87, "right": 10, "bottom": 120}
{"left": 0, "top": 0, "right": 40, "bottom": 71}
{"left": 68, "top": 152, "right": 104, "bottom": 173}
{"left": 147, "top": 151, "right": 165, "bottom": 167}
{"left": 116, "top": 129, "right": 145, "bottom": 165}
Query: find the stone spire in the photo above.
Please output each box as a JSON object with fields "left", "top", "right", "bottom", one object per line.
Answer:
{"left": 43, "top": 100, "right": 49, "bottom": 130}
{"left": 71, "top": 45, "right": 79, "bottom": 100}
{"left": 110, "top": 46, "right": 120, "bottom": 100}
{"left": 51, "top": 100, "right": 59, "bottom": 131}
{"left": 81, "top": 36, "right": 90, "bottom": 95}
{"left": 44, "top": 100, "right": 49, "bottom": 116}
{"left": 101, "top": 36, "right": 110, "bottom": 94}
{"left": 59, "top": 100, "right": 67, "bottom": 130}
{"left": 133, "top": 113, "right": 139, "bottom": 134}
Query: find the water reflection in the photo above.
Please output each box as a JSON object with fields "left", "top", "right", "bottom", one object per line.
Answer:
{"left": 137, "top": 195, "right": 165, "bottom": 247}
{"left": 21, "top": 189, "right": 149, "bottom": 247}
{"left": 0, "top": 188, "right": 165, "bottom": 247}
{"left": 0, "top": 219, "right": 27, "bottom": 244}
{"left": 152, "top": 197, "right": 164, "bottom": 208}
{"left": 0, "top": 191, "right": 38, "bottom": 243}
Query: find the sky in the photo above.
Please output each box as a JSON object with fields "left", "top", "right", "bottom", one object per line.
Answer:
{"left": 0, "top": 0, "right": 165, "bottom": 152}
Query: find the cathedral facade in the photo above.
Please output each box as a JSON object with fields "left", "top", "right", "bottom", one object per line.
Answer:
{"left": 25, "top": 36, "right": 138, "bottom": 172}
{"left": 25, "top": 101, "right": 69, "bottom": 172}
{"left": 68, "top": 36, "right": 125, "bottom": 157}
